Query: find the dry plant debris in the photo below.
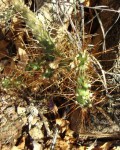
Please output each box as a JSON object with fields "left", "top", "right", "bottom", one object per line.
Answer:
{"left": 0, "top": 0, "right": 120, "bottom": 150}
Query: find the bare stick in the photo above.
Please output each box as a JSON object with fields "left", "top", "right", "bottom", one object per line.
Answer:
{"left": 94, "top": 10, "right": 106, "bottom": 52}
{"left": 91, "top": 55, "right": 108, "bottom": 94}
{"left": 84, "top": 6, "right": 120, "bottom": 13}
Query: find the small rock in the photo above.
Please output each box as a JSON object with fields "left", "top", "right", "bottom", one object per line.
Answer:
{"left": 4, "top": 106, "right": 15, "bottom": 115}
{"left": 112, "top": 124, "right": 120, "bottom": 132}
{"left": 29, "top": 127, "right": 44, "bottom": 140}
{"left": 0, "top": 116, "right": 7, "bottom": 127}
{"left": 33, "top": 140, "right": 43, "bottom": 150}
{"left": 29, "top": 106, "right": 39, "bottom": 117}
{"left": 1, "top": 95, "right": 10, "bottom": 101}
{"left": 31, "top": 118, "right": 38, "bottom": 126}
{"left": 35, "top": 121, "right": 43, "bottom": 129}
{"left": 11, "top": 113, "right": 18, "bottom": 121}
{"left": 17, "top": 107, "right": 26, "bottom": 115}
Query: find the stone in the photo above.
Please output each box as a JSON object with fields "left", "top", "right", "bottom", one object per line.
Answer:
{"left": 29, "top": 127, "right": 44, "bottom": 140}
{"left": 17, "top": 107, "right": 26, "bottom": 115}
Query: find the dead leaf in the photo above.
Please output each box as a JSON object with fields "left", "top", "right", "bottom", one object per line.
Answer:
{"left": 11, "top": 136, "right": 26, "bottom": 150}
{"left": 49, "top": 100, "right": 58, "bottom": 115}
{"left": 56, "top": 118, "right": 69, "bottom": 133}
{"left": 17, "top": 136, "right": 25, "bottom": 150}
{"left": 87, "top": 140, "right": 97, "bottom": 150}
{"left": 79, "top": 146, "right": 86, "bottom": 150}
{"left": 3, "top": 60, "right": 16, "bottom": 76}
{"left": 64, "top": 129, "right": 74, "bottom": 142}
{"left": 84, "top": 0, "right": 90, "bottom": 7}
{"left": 17, "top": 47, "right": 29, "bottom": 69}
{"left": 112, "top": 146, "right": 120, "bottom": 150}
{"left": 1, "top": 145, "right": 11, "bottom": 150}
{"left": 0, "top": 40, "right": 9, "bottom": 50}
{"left": 0, "top": 40, "right": 9, "bottom": 59}
{"left": 99, "top": 142, "right": 113, "bottom": 150}
{"left": 55, "top": 137, "right": 70, "bottom": 150}
{"left": 18, "top": 47, "right": 28, "bottom": 63}
{"left": 11, "top": 146, "right": 21, "bottom": 150}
